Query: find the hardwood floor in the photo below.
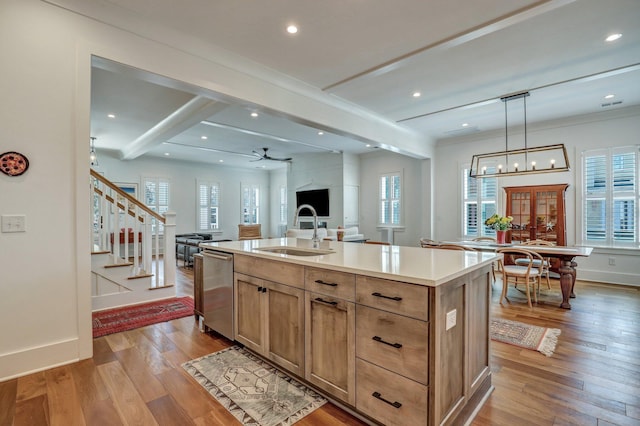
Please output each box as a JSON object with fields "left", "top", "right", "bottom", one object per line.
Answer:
{"left": 1, "top": 268, "right": 639, "bottom": 425}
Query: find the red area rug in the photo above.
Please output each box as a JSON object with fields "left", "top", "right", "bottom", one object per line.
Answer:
{"left": 92, "top": 297, "right": 194, "bottom": 338}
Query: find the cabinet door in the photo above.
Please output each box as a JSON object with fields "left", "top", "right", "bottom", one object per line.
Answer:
{"left": 234, "top": 273, "right": 264, "bottom": 353}
{"left": 505, "top": 184, "right": 568, "bottom": 246}
{"left": 305, "top": 291, "right": 355, "bottom": 405}
{"left": 265, "top": 281, "right": 305, "bottom": 377}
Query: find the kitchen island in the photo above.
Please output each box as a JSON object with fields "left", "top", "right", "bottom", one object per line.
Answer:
{"left": 200, "top": 237, "right": 499, "bottom": 426}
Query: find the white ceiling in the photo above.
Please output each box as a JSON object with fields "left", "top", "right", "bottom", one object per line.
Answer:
{"left": 73, "top": 0, "right": 640, "bottom": 169}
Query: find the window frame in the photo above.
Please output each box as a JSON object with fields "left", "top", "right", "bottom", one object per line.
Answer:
{"left": 241, "top": 183, "right": 260, "bottom": 225}
{"left": 462, "top": 165, "right": 498, "bottom": 238}
{"left": 196, "top": 180, "right": 220, "bottom": 231}
{"left": 581, "top": 146, "right": 639, "bottom": 247}
{"left": 378, "top": 171, "right": 403, "bottom": 227}
{"left": 143, "top": 177, "right": 170, "bottom": 234}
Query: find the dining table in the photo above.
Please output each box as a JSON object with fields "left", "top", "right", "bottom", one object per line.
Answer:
{"left": 440, "top": 240, "right": 593, "bottom": 309}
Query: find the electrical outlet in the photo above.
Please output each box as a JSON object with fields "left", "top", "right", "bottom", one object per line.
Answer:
{"left": 446, "top": 309, "right": 457, "bottom": 330}
{"left": 608, "top": 257, "right": 616, "bottom": 266}
{"left": 1, "top": 215, "right": 26, "bottom": 233}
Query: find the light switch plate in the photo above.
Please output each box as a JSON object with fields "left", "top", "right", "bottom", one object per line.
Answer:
{"left": 446, "top": 309, "right": 457, "bottom": 330}
{"left": 1, "top": 215, "right": 26, "bottom": 233}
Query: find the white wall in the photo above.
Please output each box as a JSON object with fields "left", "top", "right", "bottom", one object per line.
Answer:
{"left": 359, "top": 150, "right": 427, "bottom": 247}
{"left": 434, "top": 106, "right": 640, "bottom": 285}
{"left": 94, "top": 152, "right": 271, "bottom": 239}
{"left": 269, "top": 168, "right": 287, "bottom": 237}
{"left": 0, "top": 0, "right": 420, "bottom": 380}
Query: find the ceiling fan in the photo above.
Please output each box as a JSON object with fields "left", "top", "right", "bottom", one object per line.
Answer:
{"left": 251, "top": 147, "right": 292, "bottom": 162}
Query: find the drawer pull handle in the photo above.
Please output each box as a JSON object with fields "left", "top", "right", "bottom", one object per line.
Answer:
{"left": 257, "top": 286, "right": 262, "bottom": 292}
{"left": 372, "top": 391, "right": 402, "bottom": 409}
{"left": 257, "top": 286, "right": 267, "bottom": 293}
{"left": 315, "top": 279, "right": 338, "bottom": 287}
{"left": 372, "top": 292, "right": 402, "bottom": 301}
{"left": 372, "top": 336, "right": 402, "bottom": 349}
{"left": 314, "top": 297, "right": 338, "bottom": 307}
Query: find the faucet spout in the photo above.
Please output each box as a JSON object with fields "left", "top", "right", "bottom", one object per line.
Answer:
{"left": 294, "top": 204, "right": 320, "bottom": 248}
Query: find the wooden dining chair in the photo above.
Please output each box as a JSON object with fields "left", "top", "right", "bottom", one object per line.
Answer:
{"left": 473, "top": 236, "right": 498, "bottom": 281}
{"left": 238, "top": 224, "right": 262, "bottom": 240}
{"left": 419, "top": 238, "right": 439, "bottom": 248}
{"left": 437, "top": 244, "right": 477, "bottom": 251}
{"left": 516, "top": 239, "right": 554, "bottom": 290}
{"left": 497, "top": 247, "right": 545, "bottom": 308}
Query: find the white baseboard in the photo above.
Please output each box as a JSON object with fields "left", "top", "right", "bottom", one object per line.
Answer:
{"left": 0, "top": 338, "right": 81, "bottom": 381}
{"left": 578, "top": 269, "right": 640, "bottom": 287}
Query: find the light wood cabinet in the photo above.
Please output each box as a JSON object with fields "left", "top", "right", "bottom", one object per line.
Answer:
{"left": 304, "top": 291, "right": 355, "bottom": 404}
{"left": 234, "top": 272, "right": 305, "bottom": 376}
{"left": 504, "top": 184, "right": 568, "bottom": 245}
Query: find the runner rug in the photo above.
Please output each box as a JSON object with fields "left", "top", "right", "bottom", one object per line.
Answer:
{"left": 92, "top": 296, "right": 194, "bottom": 338}
{"left": 183, "top": 346, "right": 326, "bottom": 426}
{"left": 490, "top": 318, "right": 561, "bottom": 356}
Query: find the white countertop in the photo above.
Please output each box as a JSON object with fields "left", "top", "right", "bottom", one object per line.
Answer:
{"left": 200, "top": 238, "right": 499, "bottom": 287}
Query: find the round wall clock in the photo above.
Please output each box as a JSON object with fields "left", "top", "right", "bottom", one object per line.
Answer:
{"left": 0, "top": 151, "right": 30, "bottom": 177}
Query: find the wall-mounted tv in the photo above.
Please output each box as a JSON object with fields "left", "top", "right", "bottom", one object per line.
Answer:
{"left": 296, "top": 188, "right": 330, "bottom": 217}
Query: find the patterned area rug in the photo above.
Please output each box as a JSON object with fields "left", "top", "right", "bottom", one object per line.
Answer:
{"left": 183, "top": 346, "right": 326, "bottom": 426}
{"left": 490, "top": 318, "right": 561, "bottom": 356}
{"left": 92, "top": 297, "right": 194, "bottom": 338}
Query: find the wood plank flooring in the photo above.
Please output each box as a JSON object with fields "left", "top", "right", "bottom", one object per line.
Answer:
{"left": 1, "top": 267, "right": 639, "bottom": 425}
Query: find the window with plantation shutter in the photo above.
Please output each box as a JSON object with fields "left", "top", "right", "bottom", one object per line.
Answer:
{"left": 582, "top": 146, "right": 639, "bottom": 246}
{"left": 279, "top": 186, "right": 287, "bottom": 224}
{"left": 379, "top": 172, "right": 402, "bottom": 226}
{"left": 463, "top": 166, "right": 497, "bottom": 237}
{"left": 197, "top": 180, "right": 220, "bottom": 231}
{"left": 241, "top": 183, "right": 260, "bottom": 224}
{"left": 144, "top": 177, "right": 170, "bottom": 234}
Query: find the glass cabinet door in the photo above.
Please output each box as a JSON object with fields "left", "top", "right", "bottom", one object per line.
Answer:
{"left": 504, "top": 184, "right": 568, "bottom": 246}
{"left": 508, "top": 191, "right": 531, "bottom": 243}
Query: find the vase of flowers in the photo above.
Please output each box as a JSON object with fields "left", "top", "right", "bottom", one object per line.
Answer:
{"left": 484, "top": 214, "right": 513, "bottom": 244}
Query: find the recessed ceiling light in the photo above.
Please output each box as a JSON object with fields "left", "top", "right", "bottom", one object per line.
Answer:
{"left": 318, "top": 131, "right": 324, "bottom": 136}
{"left": 164, "top": 152, "right": 170, "bottom": 156}
{"left": 606, "top": 33, "right": 622, "bottom": 42}
{"left": 201, "top": 135, "right": 208, "bottom": 140}
{"left": 365, "top": 144, "right": 371, "bottom": 148}
{"left": 286, "top": 25, "right": 298, "bottom": 34}
{"left": 250, "top": 112, "right": 259, "bottom": 118}
{"left": 604, "top": 94, "right": 615, "bottom": 99}
{"left": 261, "top": 165, "right": 266, "bottom": 168}
{"left": 412, "top": 92, "right": 421, "bottom": 98}
{"left": 462, "top": 123, "right": 469, "bottom": 127}
{"left": 219, "top": 159, "right": 224, "bottom": 163}
{"left": 107, "top": 113, "right": 116, "bottom": 118}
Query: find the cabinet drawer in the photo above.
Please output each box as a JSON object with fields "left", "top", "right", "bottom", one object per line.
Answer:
{"left": 305, "top": 267, "right": 355, "bottom": 301}
{"left": 356, "top": 305, "right": 428, "bottom": 385}
{"left": 234, "top": 254, "right": 305, "bottom": 288}
{"left": 356, "top": 358, "right": 428, "bottom": 426}
{"left": 356, "top": 276, "right": 429, "bottom": 320}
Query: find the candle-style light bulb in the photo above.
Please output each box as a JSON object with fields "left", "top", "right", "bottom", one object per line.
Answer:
{"left": 482, "top": 166, "right": 487, "bottom": 174}
{"left": 498, "top": 164, "right": 502, "bottom": 173}
{"left": 514, "top": 162, "right": 519, "bottom": 172}
{"left": 531, "top": 161, "right": 536, "bottom": 170}
{"left": 550, "top": 159, "right": 556, "bottom": 169}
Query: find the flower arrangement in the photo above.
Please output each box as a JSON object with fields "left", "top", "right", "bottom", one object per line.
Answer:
{"left": 484, "top": 214, "right": 513, "bottom": 231}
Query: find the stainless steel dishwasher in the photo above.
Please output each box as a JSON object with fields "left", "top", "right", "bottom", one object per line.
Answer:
{"left": 201, "top": 249, "right": 234, "bottom": 340}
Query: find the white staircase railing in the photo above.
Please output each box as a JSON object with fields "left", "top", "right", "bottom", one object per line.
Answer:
{"left": 90, "top": 169, "right": 176, "bottom": 289}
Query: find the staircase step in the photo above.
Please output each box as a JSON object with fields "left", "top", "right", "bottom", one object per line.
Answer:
{"left": 127, "top": 273, "right": 154, "bottom": 280}
{"left": 91, "top": 250, "right": 111, "bottom": 255}
{"left": 104, "top": 262, "right": 134, "bottom": 268}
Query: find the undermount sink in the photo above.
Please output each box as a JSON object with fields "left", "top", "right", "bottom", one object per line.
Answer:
{"left": 255, "top": 246, "right": 334, "bottom": 256}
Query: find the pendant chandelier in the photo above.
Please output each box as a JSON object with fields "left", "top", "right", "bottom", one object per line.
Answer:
{"left": 469, "top": 91, "right": 569, "bottom": 178}
{"left": 89, "top": 136, "right": 99, "bottom": 166}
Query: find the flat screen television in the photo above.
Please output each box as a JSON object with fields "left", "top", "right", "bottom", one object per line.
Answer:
{"left": 296, "top": 188, "right": 330, "bottom": 216}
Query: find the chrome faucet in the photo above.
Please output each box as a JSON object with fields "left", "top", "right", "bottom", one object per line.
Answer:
{"left": 294, "top": 204, "right": 320, "bottom": 248}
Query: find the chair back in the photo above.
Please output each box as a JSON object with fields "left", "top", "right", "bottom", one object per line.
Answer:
{"left": 472, "top": 237, "right": 496, "bottom": 242}
{"left": 497, "top": 247, "right": 544, "bottom": 274}
{"left": 521, "top": 239, "right": 555, "bottom": 246}
{"left": 419, "top": 238, "right": 439, "bottom": 248}
{"left": 238, "top": 224, "right": 262, "bottom": 240}
{"left": 438, "top": 244, "right": 477, "bottom": 251}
